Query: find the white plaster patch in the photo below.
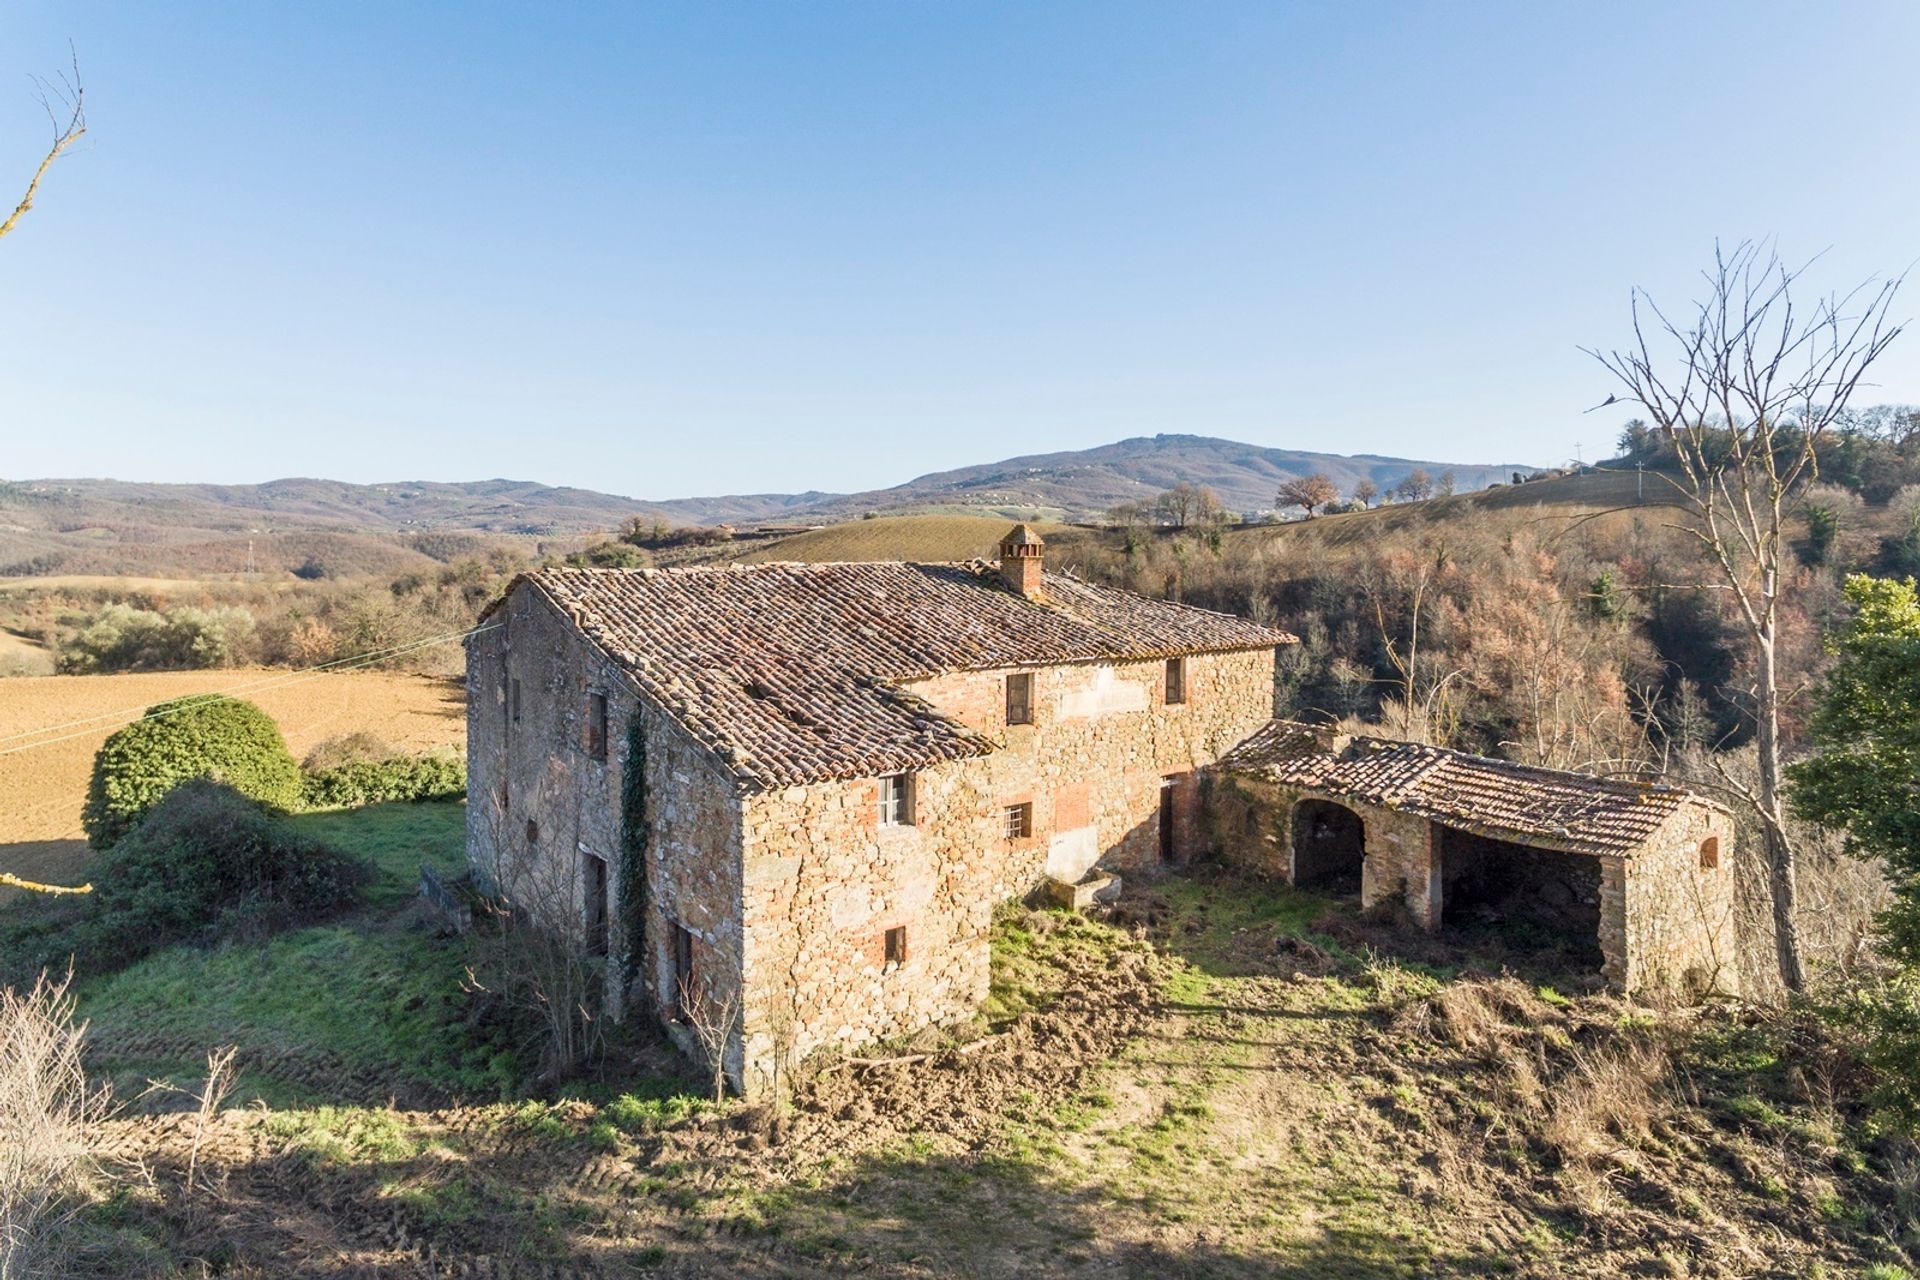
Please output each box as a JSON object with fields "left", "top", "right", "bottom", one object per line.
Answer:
{"left": 1045, "top": 825, "right": 1100, "bottom": 881}
{"left": 1058, "top": 665, "right": 1150, "bottom": 720}
{"left": 827, "top": 884, "right": 877, "bottom": 930}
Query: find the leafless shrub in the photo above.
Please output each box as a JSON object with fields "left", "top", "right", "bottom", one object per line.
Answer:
{"left": 464, "top": 794, "right": 608, "bottom": 1084}
{"left": 685, "top": 985, "right": 742, "bottom": 1105}
{"left": 0, "top": 972, "right": 110, "bottom": 1280}
{"left": 1536, "top": 1035, "right": 1668, "bottom": 1170}
{"left": 184, "top": 1046, "right": 237, "bottom": 1203}
{"left": 1432, "top": 982, "right": 1504, "bottom": 1058}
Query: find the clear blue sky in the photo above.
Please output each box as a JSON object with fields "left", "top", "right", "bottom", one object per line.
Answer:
{"left": 3, "top": 2, "right": 1917, "bottom": 500}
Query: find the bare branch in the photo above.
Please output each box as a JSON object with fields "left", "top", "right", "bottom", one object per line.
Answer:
{"left": 0, "top": 48, "right": 85, "bottom": 243}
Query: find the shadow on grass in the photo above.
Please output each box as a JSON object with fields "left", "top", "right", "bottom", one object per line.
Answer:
{"left": 92, "top": 1129, "right": 1532, "bottom": 1280}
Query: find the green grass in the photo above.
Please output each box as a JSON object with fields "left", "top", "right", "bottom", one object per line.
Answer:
{"left": 983, "top": 904, "right": 1133, "bottom": 1023}
{"left": 78, "top": 801, "right": 527, "bottom": 1099}
{"left": 263, "top": 1104, "right": 425, "bottom": 1165}
{"left": 286, "top": 799, "right": 467, "bottom": 906}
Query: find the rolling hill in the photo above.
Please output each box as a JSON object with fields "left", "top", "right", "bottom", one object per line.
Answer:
{"left": 1, "top": 436, "right": 1538, "bottom": 578}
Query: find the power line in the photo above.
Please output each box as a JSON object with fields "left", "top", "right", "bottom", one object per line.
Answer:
{"left": 0, "top": 623, "right": 495, "bottom": 759}
{"left": 0, "top": 623, "right": 495, "bottom": 748}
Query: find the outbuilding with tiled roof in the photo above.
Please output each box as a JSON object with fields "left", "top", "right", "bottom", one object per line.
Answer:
{"left": 1211, "top": 719, "right": 1738, "bottom": 996}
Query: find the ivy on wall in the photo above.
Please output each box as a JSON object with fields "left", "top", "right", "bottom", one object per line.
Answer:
{"left": 617, "top": 710, "right": 650, "bottom": 993}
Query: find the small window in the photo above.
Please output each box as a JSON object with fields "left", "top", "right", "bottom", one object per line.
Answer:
{"left": 586, "top": 692, "right": 608, "bottom": 760}
{"left": 884, "top": 925, "right": 908, "bottom": 966}
{"left": 1005, "top": 672, "right": 1034, "bottom": 726}
{"left": 672, "top": 923, "right": 695, "bottom": 1021}
{"left": 1700, "top": 837, "right": 1720, "bottom": 870}
{"left": 510, "top": 677, "right": 523, "bottom": 724}
{"left": 1003, "top": 802, "right": 1033, "bottom": 839}
{"left": 525, "top": 817, "right": 539, "bottom": 845}
{"left": 1165, "top": 657, "right": 1187, "bottom": 705}
{"left": 879, "top": 773, "right": 915, "bottom": 827}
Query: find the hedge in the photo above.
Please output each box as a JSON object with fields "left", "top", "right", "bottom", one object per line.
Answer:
{"left": 300, "top": 752, "right": 467, "bottom": 809}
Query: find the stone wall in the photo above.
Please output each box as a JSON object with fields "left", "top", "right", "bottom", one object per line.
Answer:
{"left": 906, "top": 648, "right": 1276, "bottom": 889}
{"left": 1616, "top": 803, "right": 1739, "bottom": 997}
{"left": 731, "top": 648, "right": 1278, "bottom": 1092}
{"left": 466, "top": 586, "right": 747, "bottom": 1034}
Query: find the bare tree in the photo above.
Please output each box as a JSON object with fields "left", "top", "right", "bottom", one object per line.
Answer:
{"left": 1391, "top": 469, "right": 1434, "bottom": 503}
{"left": 1361, "top": 545, "right": 1461, "bottom": 743}
{"left": 1276, "top": 473, "right": 1339, "bottom": 518}
{"left": 1, "top": 50, "right": 84, "bottom": 244}
{"left": 1154, "top": 483, "right": 1222, "bottom": 530}
{"left": 1585, "top": 241, "right": 1905, "bottom": 994}
{"left": 1436, "top": 469, "right": 1457, "bottom": 499}
{"left": 684, "top": 983, "right": 741, "bottom": 1104}
{"left": 1350, "top": 478, "right": 1378, "bottom": 509}
{"left": 464, "top": 787, "right": 608, "bottom": 1081}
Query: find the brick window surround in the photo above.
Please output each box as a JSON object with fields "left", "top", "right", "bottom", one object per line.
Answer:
{"left": 1005, "top": 672, "right": 1034, "bottom": 725}
{"left": 1165, "top": 657, "right": 1187, "bottom": 705}
{"left": 879, "top": 773, "right": 916, "bottom": 826}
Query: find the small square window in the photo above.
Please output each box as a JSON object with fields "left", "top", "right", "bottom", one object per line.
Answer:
{"left": 586, "top": 692, "right": 608, "bottom": 760}
{"left": 884, "top": 925, "right": 908, "bottom": 966}
{"left": 1165, "top": 657, "right": 1187, "bottom": 705}
{"left": 879, "top": 773, "right": 915, "bottom": 827}
{"left": 1003, "top": 802, "right": 1033, "bottom": 839}
{"left": 1005, "top": 672, "right": 1034, "bottom": 726}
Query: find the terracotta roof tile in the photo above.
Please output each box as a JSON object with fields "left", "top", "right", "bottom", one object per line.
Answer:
{"left": 1220, "top": 719, "right": 1710, "bottom": 857}
{"left": 501, "top": 559, "right": 1292, "bottom": 791}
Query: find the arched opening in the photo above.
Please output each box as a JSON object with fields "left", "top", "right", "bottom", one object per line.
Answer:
{"left": 1291, "top": 799, "right": 1366, "bottom": 894}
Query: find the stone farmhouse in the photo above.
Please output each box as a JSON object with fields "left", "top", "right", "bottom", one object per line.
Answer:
{"left": 466, "top": 525, "right": 1736, "bottom": 1092}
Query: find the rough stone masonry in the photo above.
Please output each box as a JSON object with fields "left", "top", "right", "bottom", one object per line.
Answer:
{"left": 467, "top": 525, "right": 1737, "bottom": 1094}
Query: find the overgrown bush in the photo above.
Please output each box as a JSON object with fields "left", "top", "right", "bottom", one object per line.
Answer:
{"left": 302, "top": 752, "right": 466, "bottom": 809}
{"left": 82, "top": 696, "right": 303, "bottom": 849}
{"left": 1825, "top": 972, "right": 1920, "bottom": 1129}
{"left": 85, "top": 780, "right": 371, "bottom": 968}
{"left": 55, "top": 602, "right": 254, "bottom": 673}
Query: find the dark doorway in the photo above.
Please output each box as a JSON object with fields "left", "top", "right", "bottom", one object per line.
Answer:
{"left": 582, "top": 852, "right": 609, "bottom": 957}
{"left": 1291, "top": 799, "right": 1365, "bottom": 894}
{"left": 1436, "top": 826, "right": 1603, "bottom": 971}
{"left": 1159, "top": 778, "right": 1177, "bottom": 862}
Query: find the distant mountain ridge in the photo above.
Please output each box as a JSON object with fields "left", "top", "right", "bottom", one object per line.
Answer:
{"left": 1, "top": 435, "right": 1536, "bottom": 577}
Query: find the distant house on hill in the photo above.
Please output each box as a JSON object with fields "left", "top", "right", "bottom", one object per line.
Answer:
{"left": 466, "top": 525, "right": 1735, "bottom": 1094}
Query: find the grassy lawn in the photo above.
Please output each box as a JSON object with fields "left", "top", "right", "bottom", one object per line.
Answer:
{"left": 78, "top": 801, "right": 526, "bottom": 1103}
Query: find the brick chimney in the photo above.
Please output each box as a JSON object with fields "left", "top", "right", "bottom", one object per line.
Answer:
{"left": 998, "top": 524, "right": 1045, "bottom": 599}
